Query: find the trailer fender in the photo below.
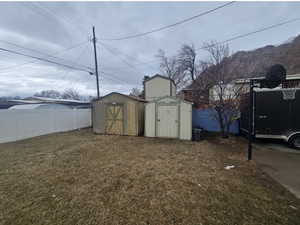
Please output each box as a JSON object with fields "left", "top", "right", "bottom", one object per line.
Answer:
{"left": 287, "top": 132, "right": 300, "bottom": 142}
{"left": 287, "top": 132, "right": 300, "bottom": 150}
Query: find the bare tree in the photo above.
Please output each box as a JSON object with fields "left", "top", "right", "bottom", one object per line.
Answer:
{"left": 202, "top": 41, "right": 245, "bottom": 138}
{"left": 177, "top": 44, "right": 197, "bottom": 81}
{"left": 156, "top": 49, "right": 185, "bottom": 89}
{"left": 156, "top": 44, "right": 200, "bottom": 90}
{"left": 129, "top": 87, "right": 142, "bottom": 97}
{"left": 62, "top": 88, "right": 81, "bottom": 100}
{"left": 34, "top": 90, "right": 61, "bottom": 99}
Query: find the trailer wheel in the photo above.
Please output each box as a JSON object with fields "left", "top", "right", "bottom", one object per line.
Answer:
{"left": 289, "top": 134, "right": 300, "bottom": 150}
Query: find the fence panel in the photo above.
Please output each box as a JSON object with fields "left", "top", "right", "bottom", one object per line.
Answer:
{"left": 0, "top": 109, "right": 91, "bottom": 143}
{"left": 192, "top": 108, "right": 239, "bottom": 134}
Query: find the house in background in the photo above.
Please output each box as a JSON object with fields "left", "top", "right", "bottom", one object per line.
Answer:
{"left": 23, "top": 96, "right": 91, "bottom": 108}
{"left": 8, "top": 96, "right": 91, "bottom": 109}
{"left": 202, "top": 73, "right": 300, "bottom": 135}
{"left": 0, "top": 101, "right": 21, "bottom": 109}
{"left": 179, "top": 88, "right": 210, "bottom": 109}
{"left": 179, "top": 81, "right": 210, "bottom": 109}
{"left": 208, "top": 73, "right": 300, "bottom": 103}
{"left": 8, "top": 104, "right": 72, "bottom": 110}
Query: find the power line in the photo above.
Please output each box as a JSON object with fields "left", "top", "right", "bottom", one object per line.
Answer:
{"left": 99, "top": 16, "right": 300, "bottom": 68}
{"left": 27, "top": 2, "right": 89, "bottom": 35}
{"left": 196, "top": 17, "right": 300, "bottom": 51}
{"left": 98, "top": 41, "right": 158, "bottom": 70}
{"left": 99, "top": 41, "right": 137, "bottom": 61}
{"left": 0, "top": 40, "right": 91, "bottom": 69}
{"left": 21, "top": 2, "right": 76, "bottom": 47}
{"left": 0, "top": 41, "right": 89, "bottom": 72}
{"left": 101, "top": 71, "right": 133, "bottom": 85}
{"left": 97, "top": 43, "right": 142, "bottom": 75}
{"left": 101, "top": 74, "right": 128, "bottom": 85}
{"left": 54, "top": 42, "right": 92, "bottom": 89}
{"left": 100, "top": 1, "right": 235, "bottom": 41}
{"left": 17, "top": 2, "right": 92, "bottom": 71}
{"left": 91, "top": 71, "right": 137, "bottom": 94}
{"left": 0, "top": 39, "right": 92, "bottom": 70}
{"left": 0, "top": 47, "right": 92, "bottom": 73}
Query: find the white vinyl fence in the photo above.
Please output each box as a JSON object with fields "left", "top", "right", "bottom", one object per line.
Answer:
{"left": 0, "top": 109, "right": 91, "bottom": 143}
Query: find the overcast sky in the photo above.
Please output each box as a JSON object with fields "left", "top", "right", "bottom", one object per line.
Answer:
{"left": 0, "top": 1, "right": 300, "bottom": 97}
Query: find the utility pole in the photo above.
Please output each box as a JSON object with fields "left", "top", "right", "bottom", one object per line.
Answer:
{"left": 92, "top": 26, "right": 100, "bottom": 98}
{"left": 247, "top": 79, "right": 254, "bottom": 160}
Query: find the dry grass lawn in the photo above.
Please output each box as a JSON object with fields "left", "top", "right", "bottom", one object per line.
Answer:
{"left": 0, "top": 129, "right": 300, "bottom": 225}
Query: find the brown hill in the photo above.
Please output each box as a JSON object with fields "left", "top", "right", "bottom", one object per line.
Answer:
{"left": 185, "top": 35, "right": 300, "bottom": 106}
{"left": 228, "top": 34, "right": 300, "bottom": 78}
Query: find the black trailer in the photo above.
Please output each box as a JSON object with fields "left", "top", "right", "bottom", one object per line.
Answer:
{"left": 241, "top": 88, "right": 300, "bottom": 149}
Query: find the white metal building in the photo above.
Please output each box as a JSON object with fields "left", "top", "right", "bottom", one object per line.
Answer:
{"left": 8, "top": 104, "right": 72, "bottom": 110}
{"left": 145, "top": 96, "right": 192, "bottom": 140}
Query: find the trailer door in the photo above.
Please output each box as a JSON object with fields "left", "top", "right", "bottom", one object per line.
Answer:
{"left": 255, "top": 91, "right": 289, "bottom": 135}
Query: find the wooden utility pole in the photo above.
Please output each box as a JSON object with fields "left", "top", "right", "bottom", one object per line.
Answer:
{"left": 92, "top": 26, "right": 100, "bottom": 98}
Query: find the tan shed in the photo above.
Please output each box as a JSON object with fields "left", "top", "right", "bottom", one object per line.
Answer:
{"left": 92, "top": 92, "right": 146, "bottom": 136}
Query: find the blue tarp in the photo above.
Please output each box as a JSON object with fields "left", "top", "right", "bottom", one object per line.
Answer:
{"left": 192, "top": 108, "right": 239, "bottom": 134}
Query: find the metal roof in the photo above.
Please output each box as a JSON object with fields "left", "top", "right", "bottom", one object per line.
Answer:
{"left": 144, "top": 74, "right": 176, "bottom": 85}
{"left": 9, "top": 104, "right": 48, "bottom": 109}
{"left": 24, "top": 96, "right": 89, "bottom": 103}
{"left": 95, "top": 92, "right": 147, "bottom": 103}
{"left": 8, "top": 99, "right": 41, "bottom": 104}
{"left": 8, "top": 104, "right": 72, "bottom": 110}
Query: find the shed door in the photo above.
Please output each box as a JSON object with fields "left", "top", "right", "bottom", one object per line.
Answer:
{"left": 105, "top": 104, "right": 124, "bottom": 135}
{"left": 157, "top": 105, "right": 178, "bottom": 138}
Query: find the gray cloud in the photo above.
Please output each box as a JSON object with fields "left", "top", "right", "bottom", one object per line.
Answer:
{"left": 0, "top": 1, "right": 300, "bottom": 97}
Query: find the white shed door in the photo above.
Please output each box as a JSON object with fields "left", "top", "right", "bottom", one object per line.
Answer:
{"left": 157, "top": 105, "right": 178, "bottom": 138}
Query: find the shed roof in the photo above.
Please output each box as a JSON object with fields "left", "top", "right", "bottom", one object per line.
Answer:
{"left": 144, "top": 74, "right": 175, "bottom": 86}
{"left": 95, "top": 92, "right": 147, "bottom": 103}
{"left": 147, "top": 96, "right": 193, "bottom": 105}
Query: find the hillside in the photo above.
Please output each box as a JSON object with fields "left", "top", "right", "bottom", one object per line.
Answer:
{"left": 228, "top": 34, "right": 300, "bottom": 78}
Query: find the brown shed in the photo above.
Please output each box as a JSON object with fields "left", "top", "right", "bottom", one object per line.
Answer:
{"left": 92, "top": 92, "right": 146, "bottom": 136}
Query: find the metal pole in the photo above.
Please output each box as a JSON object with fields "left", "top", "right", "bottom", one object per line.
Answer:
{"left": 248, "top": 79, "right": 254, "bottom": 160}
{"left": 92, "top": 26, "right": 100, "bottom": 98}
